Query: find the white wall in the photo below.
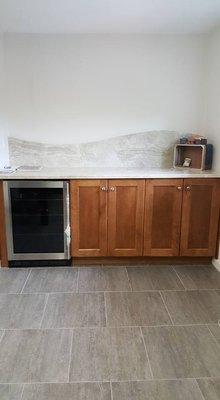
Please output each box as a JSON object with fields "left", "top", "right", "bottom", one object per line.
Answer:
{"left": 3, "top": 33, "right": 206, "bottom": 144}
{"left": 0, "top": 35, "right": 4, "bottom": 127}
{"left": 0, "top": 35, "right": 10, "bottom": 167}
{"left": 205, "top": 27, "right": 220, "bottom": 170}
{"left": 204, "top": 27, "right": 220, "bottom": 266}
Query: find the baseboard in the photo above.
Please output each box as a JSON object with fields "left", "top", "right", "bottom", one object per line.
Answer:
{"left": 212, "top": 258, "right": 220, "bottom": 272}
{"left": 73, "top": 256, "right": 212, "bottom": 266}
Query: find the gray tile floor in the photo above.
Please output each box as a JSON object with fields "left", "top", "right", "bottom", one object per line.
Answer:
{"left": 0, "top": 265, "right": 219, "bottom": 399}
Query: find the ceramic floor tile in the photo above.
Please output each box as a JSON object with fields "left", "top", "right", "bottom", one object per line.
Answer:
{"left": 161, "top": 290, "right": 220, "bottom": 324}
{"left": 111, "top": 380, "right": 204, "bottom": 400}
{"left": 22, "top": 382, "right": 111, "bottom": 400}
{"left": 127, "top": 266, "right": 184, "bottom": 291}
{"left": 0, "top": 268, "right": 30, "bottom": 294}
{"left": 0, "top": 294, "right": 46, "bottom": 329}
{"left": 207, "top": 324, "right": 220, "bottom": 344}
{"left": 0, "top": 384, "right": 23, "bottom": 400}
{"left": 105, "top": 291, "right": 171, "bottom": 326}
{"left": 42, "top": 293, "right": 106, "bottom": 328}
{"left": 0, "top": 329, "right": 72, "bottom": 383}
{"left": 142, "top": 325, "right": 220, "bottom": 379}
{"left": 69, "top": 327, "right": 151, "bottom": 381}
{"left": 174, "top": 265, "right": 220, "bottom": 289}
{"left": 78, "top": 267, "right": 131, "bottom": 292}
{"left": 22, "top": 267, "right": 78, "bottom": 293}
{"left": 197, "top": 378, "right": 220, "bottom": 400}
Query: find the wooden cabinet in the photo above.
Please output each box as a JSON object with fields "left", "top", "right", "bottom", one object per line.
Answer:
{"left": 70, "top": 178, "right": 220, "bottom": 259}
{"left": 180, "top": 178, "right": 220, "bottom": 256}
{"left": 108, "top": 180, "right": 145, "bottom": 256}
{"left": 71, "top": 179, "right": 145, "bottom": 257}
{"left": 144, "top": 179, "right": 183, "bottom": 256}
{"left": 70, "top": 180, "right": 108, "bottom": 257}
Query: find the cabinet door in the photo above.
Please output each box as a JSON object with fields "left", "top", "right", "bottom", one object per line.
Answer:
{"left": 180, "top": 179, "right": 220, "bottom": 256}
{"left": 144, "top": 179, "right": 183, "bottom": 256}
{"left": 108, "top": 179, "right": 145, "bottom": 256}
{"left": 70, "top": 180, "right": 108, "bottom": 257}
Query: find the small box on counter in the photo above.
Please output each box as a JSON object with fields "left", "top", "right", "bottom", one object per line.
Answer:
{"left": 173, "top": 143, "right": 213, "bottom": 170}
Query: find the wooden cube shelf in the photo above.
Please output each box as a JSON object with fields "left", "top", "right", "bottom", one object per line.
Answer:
{"left": 174, "top": 144, "right": 207, "bottom": 170}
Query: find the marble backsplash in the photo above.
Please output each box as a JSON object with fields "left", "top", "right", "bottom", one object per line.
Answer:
{"left": 9, "top": 131, "right": 182, "bottom": 169}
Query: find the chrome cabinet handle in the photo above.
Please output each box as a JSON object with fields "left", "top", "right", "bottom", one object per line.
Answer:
{"left": 186, "top": 186, "right": 191, "bottom": 191}
{"left": 177, "top": 186, "right": 182, "bottom": 191}
{"left": 110, "top": 187, "right": 115, "bottom": 191}
{"left": 101, "top": 187, "right": 108, "bottom": 191}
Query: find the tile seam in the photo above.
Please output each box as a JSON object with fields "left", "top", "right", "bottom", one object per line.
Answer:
{"left": 125, "top": 267, "right": 133, "bottom": 291}
{"left": 39, "top": 293, "right": 49, "bottom": 328}
{"left": 206, "top": 324, "right": 220, "bottom": 348}
{"left": 194, "top": 379, "right": 207, "bottom": 400}
{"left": 20, "top": 384, "right": 25, "bottom": 400}
{"left": 1, "top": 377, "right": 220, "bottom": 385}
{"left": 171, "top": 266, "right": 187, "bottom": 290}
{"left": 159, "top": 291, "right": 174, "bottom": 325}
{"left": 20, "top": 269, "right": 32, "bottom": 294}
{"left": 104, "top": 292, "right": 108, "bottom": 327}
{"left": 139, "top": 326, "right": 154, "bottom": 379}
{"left": 67, "top": 329, "right": 74, "bottom": 383}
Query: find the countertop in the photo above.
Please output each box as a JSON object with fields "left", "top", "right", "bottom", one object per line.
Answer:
{"left": 0, "top": 167, "right": 220, "bottom": 180}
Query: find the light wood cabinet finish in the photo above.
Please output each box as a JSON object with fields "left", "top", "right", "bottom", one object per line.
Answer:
{"left": 180, "top": 178, "right": 220, "bottom": 256}
{"left": 71, "top": 178, "right": 220, "bottom": 259}
{"left": 144, "top": 179, "right": 183, "bottom": 256}
{"left": 70, "top": 180, "right": 108, "bottom": 257}
{"left": 108, "top": 180, "right": 145, "bottom": 256}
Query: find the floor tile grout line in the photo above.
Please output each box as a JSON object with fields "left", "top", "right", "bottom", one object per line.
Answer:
{"left": 39, "top": 293, "right": 49, "bottom": 328}
{"left": 104, "top": 292, "right": 108, "bottom": 327}
{"left": 76, "top": 268, "right": 80, "bottom": 293}
{"left": 2, "top": 377, "right": 220, "bottom": 385}
{"left": 125, "top": 267, "right": 133, "bottom": 291}
{"left": 139, "top": 326, "right": 154, "bottom": 379}
{"left": 194, "top": 379, "right": 206, "bottom": 400}
{"left": 67, "top": 329, "right": 74, "bottom": 383}
{"left": 20, "top": 269, "right": 32, "bottom": 294}
{"left": 20, "top": 384, "right": 25, "bottom": 400}
{"left": 159, "top": 291, "right": 174, "bottom": 325}
{"left": 0, "top": 329, "right": 5, "bottom": 346}
{"left": 110, "top": 381, "right": 114, "bottom": 400}
{"left": 2, "top": 323, "right": 220, "bottom": 331}
{"left": 4, "top": 288, "right": 219, "bottom": 295}
{"left": 171, "top": 266, "right": 187, "bottom": 290}
{"left": 96, "top": 382, "right": 107, "bottom": 399}
{"left": 206, "top": 324, "right": 220, "bottom": 348}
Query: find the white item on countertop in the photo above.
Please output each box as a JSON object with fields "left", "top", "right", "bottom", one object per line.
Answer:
{"left": 0, "top": 166, "right": 17, "bottom": 174}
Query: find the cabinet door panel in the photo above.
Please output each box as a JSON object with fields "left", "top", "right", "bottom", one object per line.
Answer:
{"left": 144, "top": 179, "right": 183, "bottom": 256}
{"left": 108, "top": 180, "right": 145, "bottom": 256}
{"left": 180, "top": 179, "right": 220, "bottom": 256}
{"left": 70, "top": 180, "right": 107, "bottom": 257}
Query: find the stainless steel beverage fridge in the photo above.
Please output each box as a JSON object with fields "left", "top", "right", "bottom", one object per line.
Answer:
{"left": 3, "top": 180, "right": 70, "bottom": 261}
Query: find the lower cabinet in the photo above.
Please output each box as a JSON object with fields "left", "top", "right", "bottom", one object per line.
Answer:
{"left": 108, "top": 179, "right": 145, "bottom": 256}
{"left": 180, "top": 178, "right": 219, "bottom": 256}
{"left": 144, "top": 179, "right": 183, "bottom": 256}
{"left": 70, "top": 180, "right": 108, "bottom": 257}
{"left": 71, "top": 179, "right": 145, "bottom": 257}
{"left": 71, "top": 178, "right": 220, "bottom": 258}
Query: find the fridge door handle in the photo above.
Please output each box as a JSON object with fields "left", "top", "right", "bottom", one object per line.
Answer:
{"left": 63, "top": 181, "right": 71, "bottom": 259}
